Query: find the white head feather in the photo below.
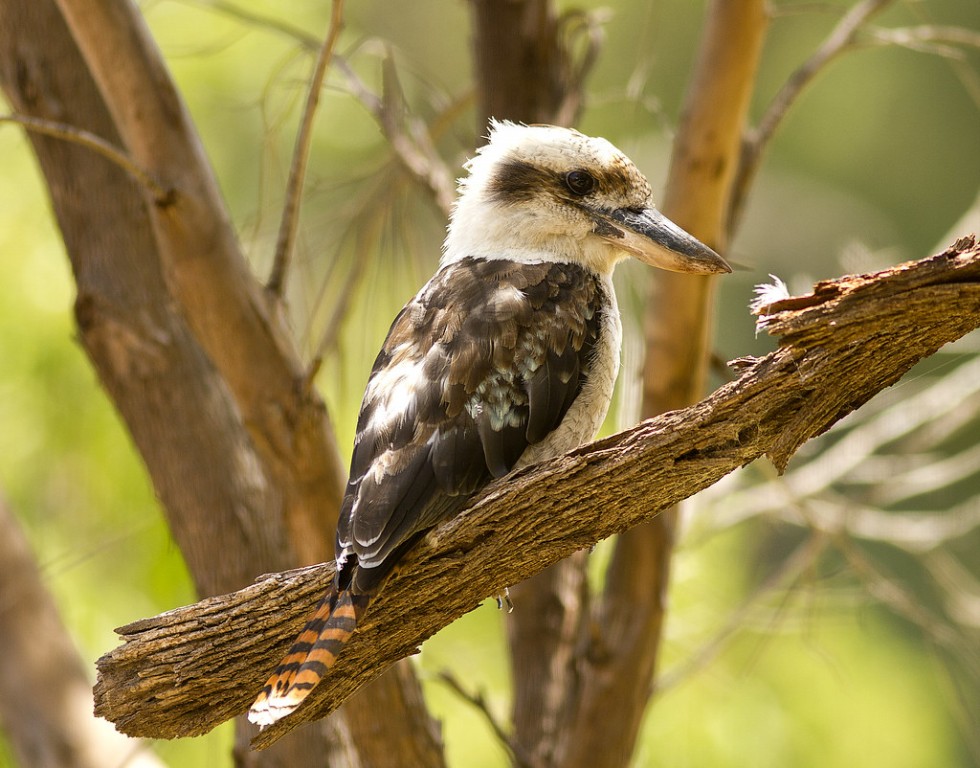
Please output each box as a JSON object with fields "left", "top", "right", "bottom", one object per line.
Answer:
{"left": 442, "top": 121, "right": 654, "bottom": 273}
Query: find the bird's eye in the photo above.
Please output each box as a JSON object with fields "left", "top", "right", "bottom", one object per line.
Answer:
{"left": 564, "top": 170, "right": 596, "bottom": 196}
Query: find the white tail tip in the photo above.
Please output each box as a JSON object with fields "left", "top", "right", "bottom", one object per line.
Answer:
{"left": 248, "top": 695, "right": 303, "bottom": 728}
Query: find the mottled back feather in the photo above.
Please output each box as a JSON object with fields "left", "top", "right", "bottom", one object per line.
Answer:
{"left": 337, "top": 256, "right": 604, "bottom": 595}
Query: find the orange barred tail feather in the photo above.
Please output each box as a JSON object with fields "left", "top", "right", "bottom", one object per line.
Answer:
{"left": 248, "top": 589, "right": 368, "bottom": 727}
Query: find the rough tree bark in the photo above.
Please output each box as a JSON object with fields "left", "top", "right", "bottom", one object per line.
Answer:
{"left": 92, "top": 238, "right": 980, "bottom": 750}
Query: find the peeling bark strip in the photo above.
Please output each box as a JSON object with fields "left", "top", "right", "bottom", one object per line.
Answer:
{"left": 94, "top": 238, "right": 980, "bottom": 748}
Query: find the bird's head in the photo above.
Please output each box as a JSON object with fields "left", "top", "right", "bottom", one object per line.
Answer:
{"left": 443, "top": 120, "right": 731, "bottom": 276}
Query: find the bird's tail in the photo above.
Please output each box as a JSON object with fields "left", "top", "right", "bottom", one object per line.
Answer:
{"left": 248, "top": 588, "right": 368, "bottom": 727}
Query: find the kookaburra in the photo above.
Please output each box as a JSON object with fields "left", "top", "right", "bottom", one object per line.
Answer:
{"left": 249, "top": 120, "right": 731, "bottom": 726}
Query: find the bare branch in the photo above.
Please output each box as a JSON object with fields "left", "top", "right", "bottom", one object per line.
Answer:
{"left": 184, "top": 0, "right": 320, "bottom": 49}
{"left": 435, "top": 671, "right": 531, "bottom": 768}
{"left": 0, "top": 114, "right": 169, "bottom": 201}
{"left": 865, "top": 25, "right": 980, "bottom": 58}
{"left": 91, "top": 238, "right": 980, "bottom": 747}
{"left": 335, "top": 54, "right": 456, "bottom": 216}
{"left": 730, "top": 0, "right": 896, "bottom": 232}
{"left": 267, "top": 0, "right": 345, "bottom": 296}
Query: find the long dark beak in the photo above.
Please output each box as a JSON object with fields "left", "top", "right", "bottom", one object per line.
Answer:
{"left": 597, "top": 207, "right": 731, "bottom": 275}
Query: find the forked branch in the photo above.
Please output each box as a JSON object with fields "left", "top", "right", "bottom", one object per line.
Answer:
{"left": 730, "top": 0, "right": 896, "bottom": 231}
{"left": 94, "top": 237, "right": 980, "bottom": 749}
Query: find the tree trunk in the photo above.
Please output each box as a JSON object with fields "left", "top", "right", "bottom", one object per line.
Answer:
{"left": 0, "top": 1, "right": 442, "bottom": 764}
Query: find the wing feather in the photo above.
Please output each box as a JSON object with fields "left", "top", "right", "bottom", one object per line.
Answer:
{"left": 336, "top": 257, "right": 604, "bottom": 594}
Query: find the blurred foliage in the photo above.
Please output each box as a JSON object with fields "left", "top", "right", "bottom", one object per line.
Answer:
{"left": 1, "top": 0, "right": 979, "bottom": 766}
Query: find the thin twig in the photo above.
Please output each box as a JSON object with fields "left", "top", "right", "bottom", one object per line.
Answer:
{"left": 754, "top": 0, "right": 894, "bottom": 149}
{"left": 730, "top": 0, "right": 896, "bottom": 233}
{"left": 866, "top": 24, "right": 980, "bottom": 56}
{"left": 267, "top": 0, "right": 345, "bottom": 297}
{"left": 838, "top": 535, "right": 980, "bottom": 676}
{"left": 381, "top": 52, "right": 456, "bottom": 216}
{"left": 336, "top": 54, "right": 456, "bottom": 217}
{"left": 435, "top": 670, "right": 533, "bottom": 768}
{"left": 0, "top": 114, "right": 170, "bottom": 202}
{"left": 303, "top": 202, "right": 384, "bottom": 388}
{"left": 552, "top": 8, "right": 608, "bottom": 127}
{"left": 183, "top": 0, "right": 320, "bottom": 49}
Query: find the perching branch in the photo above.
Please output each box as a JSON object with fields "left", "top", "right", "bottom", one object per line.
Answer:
{"left": 94, "top": 237, "right": 980, "bottom": 748}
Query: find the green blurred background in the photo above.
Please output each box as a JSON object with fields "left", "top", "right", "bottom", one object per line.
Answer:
{"left": 1, "top": 0, "right": 978, "bottom": 765}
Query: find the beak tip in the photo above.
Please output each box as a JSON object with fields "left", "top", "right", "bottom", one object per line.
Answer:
{"left": 712, "top": 253, "right": 734, "bottom": 275}
{"left": 680, "top": 245, "right": 732, "bottom": 276}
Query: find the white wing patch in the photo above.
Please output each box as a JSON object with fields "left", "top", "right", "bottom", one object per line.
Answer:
{"left": 360, "top": 356, "right": 426, "bottom": 440}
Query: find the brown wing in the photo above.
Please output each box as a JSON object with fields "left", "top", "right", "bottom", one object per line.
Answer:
{"left": 336, "top": 257, "right": 604, "bottom": 595}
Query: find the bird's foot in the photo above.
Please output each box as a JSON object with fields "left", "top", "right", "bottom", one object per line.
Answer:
{"left": 495, "top": 587, "right": 514, "bottom": 613}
